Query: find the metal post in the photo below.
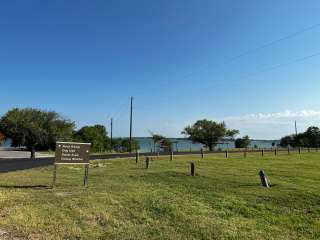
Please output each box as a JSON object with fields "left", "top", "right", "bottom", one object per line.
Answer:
{"left": 261, "top": 149, "right": 264, "bottom": 157}
{"left": 225, "top": 150, "right": 228, "bottom": 158}
{"left": 83, "top": 164, "right": 89, "bottom": 187}
{"left": 52, "top": 164, "right": 57, "bottom": 188}
{"left": 200, "top": 148, "right": 204, "bottom": 159}
{"left": 170, "top": 151, "right": 173, "bottom": 161}
{"left": 146, "top": 157, "right": 149, "bottom": 169}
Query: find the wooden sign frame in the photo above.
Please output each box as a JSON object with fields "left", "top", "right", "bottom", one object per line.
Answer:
{"left": 53, "top": 142, "right": 91, "bottom": 187}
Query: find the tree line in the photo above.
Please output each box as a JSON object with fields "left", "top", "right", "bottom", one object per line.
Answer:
{"left": 0, "top": 108, "right": 255, "bottom": 158}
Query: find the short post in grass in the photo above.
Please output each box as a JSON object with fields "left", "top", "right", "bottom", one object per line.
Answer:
{"left": 135, "top": 151, "right": 139, "bottom": 164}
{"left": 259, "top": 170, "right": 270, "bottom": 188}
{"left": 83, "top": 164, "right": 89, "bottom": 187}
{"left": 170, "top": 151, "right": 173, "bottom": 161}
{"left": 225, "top": 150, "right": 228, "bottom": 158}
{"left": 145, "top": 157, "right": 150, "bottom": 169}
{"left": 274, "top": 148, "right": 277, "bottom": 156}
{"left": 261, "top": 149, "right": 264, "bottom": 157}
{"left": 287, "top": 147, "right": 290, "bottom": 155}
{"left": 299, "top": 147, "right": 301, "bottom": 154}
{"left": 52, "top": 164, "right": 57, "bottom": 188}
{"left": 244, "top": 149, "right": 247, "bottom": 158}
{"left": 157, "top": 151, "right": 160, "bottom": 158}
{"left": 200, "top": 148, "right": 204, "bottom": 159}
{"left": 190, "top": 162, "right": 195, "bottom": 176}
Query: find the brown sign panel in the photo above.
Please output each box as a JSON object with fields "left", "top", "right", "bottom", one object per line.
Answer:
{"left": 55, "top": 142, "right": 91, "bottom": 164}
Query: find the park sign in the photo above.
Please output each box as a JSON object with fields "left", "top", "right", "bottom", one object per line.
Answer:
{"left": 55, "top": 142, "right": 91, "bottom": 164}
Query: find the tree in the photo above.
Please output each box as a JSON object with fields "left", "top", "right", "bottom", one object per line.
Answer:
{"left": 159, "top": 138, "right": 173, "bottom": 152}
{"left": 0, "top": 131, "right": 5, "bottom": 146}
{"left": 280, "top": 126, "right": 320, "bottom": 148}
{"left": 149, "top": 132, "right": 165, "bottom": 152}
{"left": 182, "top": 119, "right": 239, "bottom": 151}
{"left": 0, "top": 108, "right": 75, "bottom": 158}
{"left": 112, "top": 138, "right": 140, "bottom": 152}
{"left": 235, "top": 135, "right": 250, "bottom": 148}
{"left": 73, "top": 125, "right": 110, "bottom": 153}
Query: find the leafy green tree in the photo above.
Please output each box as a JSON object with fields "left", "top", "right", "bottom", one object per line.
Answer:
{"left": 0, "top": 108, "right": 75, "bottom": 158}
{"left": 112, "top": 138, "right": 140, "bottom": 152}
{"left": 73, "top": 125, "right": 109, "bottom": 153}
{"left": 235, "top": 135, "right": 251, "bottom": 148}
{"left": 182, "top": 119, "right": 239, "bottom": 151}
{"left": 280, "top": 126, "right": 320, "bottom": 148}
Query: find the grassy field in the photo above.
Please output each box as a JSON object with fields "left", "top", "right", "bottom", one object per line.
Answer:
{"left": 0, "top": 151, "right": 319, "bottom": 239}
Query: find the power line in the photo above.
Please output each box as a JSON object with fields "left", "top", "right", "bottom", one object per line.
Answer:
{"left": 172, "top": 23, "right": 320, "bottom": 84}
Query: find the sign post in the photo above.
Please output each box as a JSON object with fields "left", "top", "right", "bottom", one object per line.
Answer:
{"left": 53, "top": 142, "right": 91, "bottom": 188}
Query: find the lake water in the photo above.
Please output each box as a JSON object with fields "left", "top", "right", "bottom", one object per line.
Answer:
{"left": 1, "top": 138, "right": 279, "bottom": 152}
{"left": 136, "top": 138, "right": 279, "bottom": 152}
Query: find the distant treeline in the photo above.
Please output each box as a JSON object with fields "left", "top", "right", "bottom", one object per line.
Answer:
{"left": 280, "top": 126, "right": 320, "bottom": 148}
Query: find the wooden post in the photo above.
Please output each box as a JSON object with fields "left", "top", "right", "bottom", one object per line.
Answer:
{"left": 52, "top": 164, "right": 57, "bottom": 188}
{"left": 145, "top": 157, "right": 150, "bottom": 169}
{"left": 170, "top": 151, "right": 173, "bottom": 161}
{"left": 200, "top": 148, "right": 204, "bottom": 159}
{"left": 225, "top": 150, "right": 228, "bottom": 158}
{"left": 135, "top": 151, "right": 139, "bottom": 164}
{"left": 190, "top": 162, "right": 195, "bottom": 176}
{"left": 261, "top": 149, "right": 264, "bottom": 157}
{"left": 259, "top": 170, "right": 270, "bottom": 188}
{"left": 83, "top": 164, "right": 89, "bottom": 187}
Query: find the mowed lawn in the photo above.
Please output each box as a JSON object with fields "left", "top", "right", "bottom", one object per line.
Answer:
{"left": 0, "top": 151, "right": 319, "bottom": 240}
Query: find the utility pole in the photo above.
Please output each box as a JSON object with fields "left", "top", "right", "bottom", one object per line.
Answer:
{"left": 110, "top": 118, "right": 113, "bottom": 152}
{"left": 129, "top": 96, "right": 133, "bottom": 153}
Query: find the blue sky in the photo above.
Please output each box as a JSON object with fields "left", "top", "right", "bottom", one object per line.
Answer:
{"left": 1, "top": 0, "right": 320, "bottom": 139}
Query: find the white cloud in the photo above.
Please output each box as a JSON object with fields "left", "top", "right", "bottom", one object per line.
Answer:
{"left": 221, "top": 110, "right": 320, "bottom": 139}
{"left": 224, "top": 110, "right": 320, "bottom": 123}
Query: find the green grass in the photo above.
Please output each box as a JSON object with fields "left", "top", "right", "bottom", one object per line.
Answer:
{"left": 0, "top": 152, "right": 319, "bottom": 239}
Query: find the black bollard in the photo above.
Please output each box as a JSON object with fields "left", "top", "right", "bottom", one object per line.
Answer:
{"left": 145, "top": 157, "right": 150, "bottom": 169}
{"left": 135, "top": 151, "right": 139, "bottom": 164}
{"left": 261, "top": 149, "right": 264, "bottom": 157}
{"left": 200, "top": 148, "right": 204, "bottom": 159}
{"left": 170, "top": 151, "right": 173, "bottom": 161}
{"left": 259, "top": 170, "right": 270, "bottom": 188}
{"left": 274, "top": 148, "right": 277, "bottom": 156}
{"left": 190, "top": 162, "right": 195, "bottom": 176}
{"left": 225, "top": 150, "right": 228, "bottom": 158}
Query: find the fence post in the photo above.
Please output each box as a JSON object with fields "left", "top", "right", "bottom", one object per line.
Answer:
{"left": 259, "top": 170, "right": 270, "bottom": 188}
{"left": 190, "top": 162, "right": 195, "bottom": 176}
{"left": 135, "top": 151, "right": 139, "bottom": 164}
{"left": 83, "top": 164, "right": 89, "bottom": 187}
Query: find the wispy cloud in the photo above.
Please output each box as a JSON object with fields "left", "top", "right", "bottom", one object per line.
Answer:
{"left": 224, "top": 110, "right": 320, "bottom": 123}
{"left": 222, "top": 110, "right": 320, "bottom": 139}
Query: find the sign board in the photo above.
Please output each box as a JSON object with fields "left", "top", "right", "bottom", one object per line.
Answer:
{"left": 55, "top": 142, "right": 91, "bottom": 164}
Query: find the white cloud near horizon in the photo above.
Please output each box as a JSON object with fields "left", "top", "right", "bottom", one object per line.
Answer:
{"left": 221, "top": 110, "right": 320, "bottom": 140}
